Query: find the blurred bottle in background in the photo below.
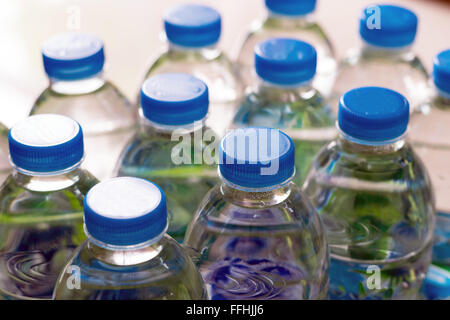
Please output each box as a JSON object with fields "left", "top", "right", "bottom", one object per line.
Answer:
{"left": 185, "top": 127, "right": 329, "bottom": 300}
{"left": 116, "top": 73, "right": 218, "bottom": 242}
{"left": 54, "top": 177, "right": 206, "bottom": 300}
{"left": 303, "top": 87, "right": 435, "bottom": 299}
{"left": 237, "top": 0, "right": 336, "bottom": 97}
{"left": 0, "top": 123, "right": 10, "bottom": 184}
{"left": 233, "top": 38, "right": 336, "bottom": 186}
{"left": 143, "top": 4, "right": 241, "bottom": 137}
{"left": 30, "top": 33, "right": 137, "bottom": 180}
{"left": 409, "top": 49, "right": 450, "bottom": 268}
{"left": 331, "top": 4, "right": 430, "bottom": 115}
{"left": 0, "top": 114, "right": 98, "bottom": 300}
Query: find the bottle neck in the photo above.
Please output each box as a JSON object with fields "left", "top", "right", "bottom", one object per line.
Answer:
{"left": 220, "top": 181, "right": 293, "bottom": 208}
{"left": 12, "top": 166, "right": 84, "bottom": 192}
{"left": 337, "top": 133, "right": 405, "bottom": 155}
{"left": 86, "top": 236, "right": 165, "bottom": 266}
{"left": 49, "top": 72, "right": 105, "bottom": 95}
{"left": 266, "top": 11, "right": 315, "bottom": 26}
{"left": 167, "top": 42, "right": 221, "bottom": 59}
{"left": 138, "top": 110, "right": 206, "bottom": 135}
{"left": 360, "top": 41, "right": 414, "bottom": 59}
{"left": 257, "top": 78, "right": 314, "bottom": 91}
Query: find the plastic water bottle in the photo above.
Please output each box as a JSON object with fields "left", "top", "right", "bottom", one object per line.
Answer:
{"left": 331, "top": 5, "right": 430, "bottom": 114}
{"left": 143, "top": 4, "right": 241, "bottom": 136}
{"left": 116, "top": 73, "right": 219, "bottom": 242}
{"left": 409, "top": 49, "right": 450, "bottom": 267}
{"left": 0, "top": 114, "right": 98, "bottom": 300}
{"left": 0, "top": 122, "right": 10, "bottom": 184}
{"left": 233, "top": 38, "right": 336, "bottom": 186}
{"left": 53, "top": 177, "right": 206, "bottom": 300}
{"left": 184, "top": 127, "right": 329, "bottom": 300}
{"left": 303, "top": 87, "right": 435, "bottom": 299}
{"left": 236, "top": 0, "right": 336, "bottom": 97}
{"left": 30, "top": 33, "right": 137, "bottom": 180}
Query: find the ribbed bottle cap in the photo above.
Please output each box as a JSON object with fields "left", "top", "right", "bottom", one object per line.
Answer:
{"left": 433, "top": 49, "right": 450, "bottom": 96}
{"left": 219, "top": 127, "right": 295, "bottom": 189}
{"left": 265, "top": 0, "right": 317, "bottom": 16}
{"left": 359, "top": 5, "right": 418, "bottom": 48}
{"left": 8, "top": 114, "right": 84, "bottom": 173}
{"left": 164, "top": 4, "right": 221, "bottom": 48}
{"left": 255, "top": 38, "right": 317, "bottom": 86}
{"left": 84, "top": 177, "right": 167, "bottom": 246}
{"left": 42, "top": 32, "right": 104, "bottom": 80}
{"left": 338, "top": 87, "right": 410, "bottom": 143}
{"left": 141, "top": 73, "right": 209, "bottom": 125}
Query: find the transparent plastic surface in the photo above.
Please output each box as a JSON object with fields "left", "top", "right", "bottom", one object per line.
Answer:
{"left": 303, "top": 137, "right": 435, "bottom": 299}
{"left": 30, "top": 75, "right": 137, "bottom": 180}
{"left": 53, "top": 235, "right": 206, "bottom": 300}
{"left": 0, "top": 168, "right": 98, "bottom": 300}
{"left": 184, "top": 182, "right": 329, "bottom": 300}
{"left": 237, "top": 14, "right": 337, "bottom": 97}
{"left": 409, "top": 94, "right": 450, "bottom": 266}
{"left": 0, "top": 123, "right": 10, "bottom": 185}
{"left": 233, "top": 83, "right": 336, "bottom": 186}
{"left": 331, "top": 45, "right": 430, "bottom": 114}
{"left": 144, "top": 45, "right": 241, "bottom": 137}
{"left": 116, "top": 120, "right": 219, "bottom": 242}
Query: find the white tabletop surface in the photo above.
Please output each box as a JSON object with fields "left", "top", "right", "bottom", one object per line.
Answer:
{"left": 0, "top": 0, "right": 449, "bottom": 127}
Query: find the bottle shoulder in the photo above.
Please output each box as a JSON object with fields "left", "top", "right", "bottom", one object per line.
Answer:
{"left": 190, "top": 183, "right": 321, "bottom": 228}
{"left": 234, "top": 86, "right": 335, "bottom": 129}
{"left": 0, "top": 169, "right": 98, "bottom": 216}
{"left": 54, "top": 236, "right": 204, "bottom": 299}
{"left": 307, "top": 140, "right": 430, "bottom": 182}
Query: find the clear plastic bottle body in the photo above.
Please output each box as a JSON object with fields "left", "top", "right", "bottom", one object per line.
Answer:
{"left": 184, "top": 182, "right": 329, "bottom": 300}
{"left": 144, "top": 45, "right": 241, "bottom": 137}
{"left": 30, "top": 75, "right": 137, "bottom": 180}
{"left": 331, "top": 45, "right": 430, "bottom": 114}
{"left": 0, "top": 123, "right": 10, "bottom": 185}
{"left": 53, "top": 235, "right": 206, "bottom": 300}
{"left": 233, "top": 83, "right": 336, "bottom": 186}
{"left": 408, "top": 93, "right": 450, "bottom": 267}
{"left": 303, "top": 136, "right": 435, "bottom": 299}
{"left": 237, "top": 14, "right": 336, "bottom": 97}
{"left": 0, "top": 167, "right": 98, "bottom": 300}
{"left": 116, "top": 119, "right": 219, "bottom": 242}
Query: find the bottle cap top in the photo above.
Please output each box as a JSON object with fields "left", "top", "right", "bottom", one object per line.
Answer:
{"left": 42, "top": 33, "right": 104, "bottom": 80}
{"left": 84, "top": 177, "right": 167, "bottom": 246}
{"left": 219, "top": 127, "right": 295, "bottom": 189}
{"left": 255, "top": 38, "right": 317, "bottom": 86}
{"left": 164, "top": 4, "right": 221, "bottom": 48}
{"left": 433, "top": 49, "right": 450, "bottom": 95}
{"left": 338, "top": 87, "right": 410, "bottom": 143}
{"left": 360, "top": 5, "right": 418, "bottom": 48}
{"left": 9, "top": 114, "right": 84, "bottom": 173}
{"left": 265, "top": 0, "right": 317, "bottom": 16}
{"left": 141, "top": 73, "right": 209, "bottom": 126}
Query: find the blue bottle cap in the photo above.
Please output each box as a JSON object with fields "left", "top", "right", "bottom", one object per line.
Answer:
{"left": 433, "top": 49, "right": 450, "bottom": 95}
{"left": 164, "top": 4, "right": 221, "bottom": 48}
{"left": 42, "top": 33, "right": 105, "bottom": 80}
{"left": 338, "top": 87, "right": 410, "bottom": 143}
{"left": 84, "top": 177, "right": 168, "bottom": 246}
{"left": 255, "top": 38, "right": 317, "bottom": 86}
{"left": 219, "top": 127, "right": 295, "bottom": 190}
{"left": 8, "top": 114, "right": 84, "bottom": 173}
{"left": 422, "top": 265, "right": 450, "bottom": 300}
{"left": 265, "top": 0, "right": 317, "bottom": 16}
{"left": 141, "top": 73, "right": 209, "bottom": 126}
{"left": 360, "top": 5, "right": 418, "bottom": 48}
